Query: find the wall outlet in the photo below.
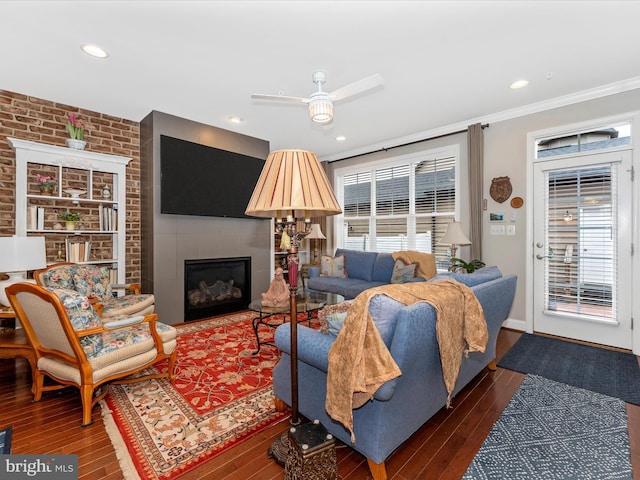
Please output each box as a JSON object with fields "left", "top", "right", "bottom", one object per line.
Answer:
{"left": 506, "top": 225, "right": 516, "bottom": 236}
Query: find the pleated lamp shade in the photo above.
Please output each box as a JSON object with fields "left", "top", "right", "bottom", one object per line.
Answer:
{"left": 245, "top": 150, "right": 342, "bottom": 218}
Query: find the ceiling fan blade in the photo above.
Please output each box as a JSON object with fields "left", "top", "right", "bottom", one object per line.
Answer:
{"left": 251, "top": 94, "right": 308, "bottom": 104}
{"left": 329, "top": 73, "right": 384, "bottom": 102}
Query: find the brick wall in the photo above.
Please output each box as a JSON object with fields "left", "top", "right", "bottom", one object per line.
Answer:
{"left": 0, "top": 90, "right": 142, "bottom": 284}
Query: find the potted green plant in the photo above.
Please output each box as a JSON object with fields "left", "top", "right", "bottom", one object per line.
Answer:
{"left": 58, "top": 210, "right": 81, "bottom": 230}
{"left": 448, "top": 258, "right": 485, "bottom": 273}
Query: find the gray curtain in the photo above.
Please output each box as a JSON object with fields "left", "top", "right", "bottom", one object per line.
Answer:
{"left": 467, "top": 123, "right": 484, "bottom": 260}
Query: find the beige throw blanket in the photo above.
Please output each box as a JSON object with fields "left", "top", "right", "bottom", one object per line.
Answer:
{"left": 325, "top": 280, "right": 487, "bottom": 443}
{"left": 392, "top": 251, "right": 437, "bottom": 279}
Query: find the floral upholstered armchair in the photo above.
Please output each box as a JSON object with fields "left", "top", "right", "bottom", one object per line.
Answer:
{"left": 35, "top": 262, "right": 154, "bottom": 318}
{"left": 6, "top": 282, "right": 177, "bottom": 426}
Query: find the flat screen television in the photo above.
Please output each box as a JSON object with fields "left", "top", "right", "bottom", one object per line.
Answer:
{"left": 160, "top": 135, "right": 266, "bottom": 219}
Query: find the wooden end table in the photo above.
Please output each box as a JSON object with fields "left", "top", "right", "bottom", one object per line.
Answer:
{"left": 0, "top": 306, "right": 37, "bottom": 393}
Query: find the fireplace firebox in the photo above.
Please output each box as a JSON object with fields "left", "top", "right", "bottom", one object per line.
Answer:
{"left": 184, "top": 257, "right": 251, "bottom": 322}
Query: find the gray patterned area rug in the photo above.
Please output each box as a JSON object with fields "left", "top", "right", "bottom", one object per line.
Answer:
{"left": 463, "top": 374, "right": 632, "bottom": 479}
{"left": 497, "top": 333, "right": 640, "bottom": 405}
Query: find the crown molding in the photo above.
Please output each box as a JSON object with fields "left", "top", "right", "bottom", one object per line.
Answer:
{"left": 322, "top": 75, "right": 640, "bottom": 163}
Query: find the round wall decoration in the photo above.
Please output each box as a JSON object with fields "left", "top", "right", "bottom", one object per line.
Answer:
{"left": 489, "top": 176, "right": 512, "bottom": 203}
{"left": 510, "top": 196, "right": 524, "bottom": 208}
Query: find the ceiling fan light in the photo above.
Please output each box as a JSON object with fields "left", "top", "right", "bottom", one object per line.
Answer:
{"left": 309, "top": 99, "right": 333, "bottom": 124}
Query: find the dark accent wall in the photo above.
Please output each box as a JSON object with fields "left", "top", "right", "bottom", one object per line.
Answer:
{"left": 140, "top": 111, "right": 271, "bottom": 324}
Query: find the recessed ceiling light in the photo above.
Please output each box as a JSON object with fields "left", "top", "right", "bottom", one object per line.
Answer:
{"left": 81, "top": 44, "right": 108, "bottom": 58}
{"left": 336, "top": 135, "right": 346, "bottom": 142}
{"left": 228, "top": 116, "right": 244, "bottom": 124}
{"left": 510, "top": 79, "right": 529, "bottom": 89}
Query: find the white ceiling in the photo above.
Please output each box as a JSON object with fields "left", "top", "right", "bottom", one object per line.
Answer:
{"left": 3, "top": 1, "right": 640, "bottom": 160}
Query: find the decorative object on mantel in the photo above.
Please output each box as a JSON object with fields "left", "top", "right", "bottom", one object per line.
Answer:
{"left": 510, "top": 196, "right": 524, "bottom": 208}
{"left": 261, "top": 267, "right": 290, "bottom": 308}
{"left": 58, "top": 210, "right": 81, "bottom": 230}
{"left": 36, "top": 175, "right": 56, "bottom": 195}
{"left": 65, "top": 113, "right": 86, "bottom": 150}
{"left": 102, "top": 184, "right": 111, "bottom": 199}
{"left": 489, "top": 176, "right": 512, "bottom": 203}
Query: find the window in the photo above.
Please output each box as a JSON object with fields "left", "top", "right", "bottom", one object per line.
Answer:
{"left": 536, "top": 123, "right": 630, "bottom": 159}
{"left": 337, "top": 147, "right": 458, "bottom": 269}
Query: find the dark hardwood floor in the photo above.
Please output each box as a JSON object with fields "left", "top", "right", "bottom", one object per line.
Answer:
{"left": 1, "top": 328, "right": 638, "bottom": 480}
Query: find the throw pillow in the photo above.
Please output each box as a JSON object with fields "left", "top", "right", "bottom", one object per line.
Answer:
{"left": 390, "top": 259, "right": 417, "bottom": 284}
{"left": 320, "top": 254, "right": 347, "bottom": 278}
{"left": 318, "top": 301, "right": 352, "bottom": 336}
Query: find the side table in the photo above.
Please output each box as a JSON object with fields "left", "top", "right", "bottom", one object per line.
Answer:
{"left": 300, "top": 263, "right": 320, "bottom": 290}
{"left": 0, "top": 306, "right": 37, "bottom": 393}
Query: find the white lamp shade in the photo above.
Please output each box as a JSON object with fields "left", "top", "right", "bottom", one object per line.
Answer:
{"left": 305, "top": 224, "right": 326, "bottom": 240}
{"left": 439, "top": 222, "right": 471, "bottom": 247}
{"left": 0, "top": 236, "right": 47, "bottom": 272}
{"left": 0, "top": 236, "right": 46, "bottom": 307}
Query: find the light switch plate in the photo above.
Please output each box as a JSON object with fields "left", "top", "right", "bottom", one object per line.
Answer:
{"left": 490, "top": 224, "right": 506, "bottom": 235}
{"left": 506, "top": 225, "right": 516, "bottom": 236}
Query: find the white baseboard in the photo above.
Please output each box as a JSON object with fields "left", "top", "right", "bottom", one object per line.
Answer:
{"left": 502, "top": 317, "right": 525, "bottom": 331}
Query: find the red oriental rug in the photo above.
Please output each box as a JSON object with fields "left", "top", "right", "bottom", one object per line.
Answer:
{"left": 101, "top": 311, "right": 300, "bottom": 480}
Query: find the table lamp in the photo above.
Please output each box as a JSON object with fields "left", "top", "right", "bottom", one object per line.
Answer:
{"left": 305, "top": 223, "right": 326, "bottom": 264}
{"left": 439, "top": 221, "right": 471, "bottom": 259}
{"left": 245, "top": 149, "right": 341, "bottom": 463}
{"left": 0, "top": 236, "right": 47, "bottom": 307}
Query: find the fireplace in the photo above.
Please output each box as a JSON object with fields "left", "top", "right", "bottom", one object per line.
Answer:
{"left": 184, "top": 257, "right": 251, "bottom": 322}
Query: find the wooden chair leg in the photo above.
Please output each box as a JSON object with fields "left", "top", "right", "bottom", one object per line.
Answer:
{"left": 32, "top": 372, "right": 45, "bottom": 401}
{"left": 274, "top": 397, "right": 288, "bottom": 412}
{"left": 167, "top": 351, "right": 178, "bottom": 383}
{"left": 488, "top": 359, "right": 497, "bottom": 371}
{"left": 367, "top": 459, "right": 388, "bottom": 480}
{"left": 80, "top": 385, "right": 95, "bottom": 426}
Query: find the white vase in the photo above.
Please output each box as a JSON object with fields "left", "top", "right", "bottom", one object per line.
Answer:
{"left": 65, "top": 221, "right": 76, "bottom": 231}
{"left": 66, "top": 139, "right": 87, "bottom": 150}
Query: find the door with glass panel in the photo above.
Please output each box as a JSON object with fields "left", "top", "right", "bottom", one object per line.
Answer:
{"left": 532, "top": 150, "right": 632, "bottom": 349}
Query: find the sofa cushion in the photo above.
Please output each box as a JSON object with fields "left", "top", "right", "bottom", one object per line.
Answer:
{"left": 341, "top": 280, "right": 387, "bottom": 300}
{"left": 101, "top": 294, "right": 156, "bottom": 318}
{"left": 433, "top": 265, "right": 502, "bottom": 287}
{"left": 71, "top": 265, "right": 113, "bottom": 302}
{"left": 371, "top": 253, "right": 396, "bottom": 282}
{"left": 390, "top": 260, "right": 417, "bottom": 284}
{"left": 335, "top": 249, "right": 377, "bottom": 281}
{"left": 50, "top": 288, "right": 102, "bottom": 331}
{"left": 320, "top": 254, "right": 347, "bottom": 278}
{"left": 368, "top": 294, "right": 405, "bottom": 347}
{"left": 41, "top": 265, "right": 77, "bottom": 291}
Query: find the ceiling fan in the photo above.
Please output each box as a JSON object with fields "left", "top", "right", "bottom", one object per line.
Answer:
{"left": 251, "top": 71, "right": 384, "bottom": 125}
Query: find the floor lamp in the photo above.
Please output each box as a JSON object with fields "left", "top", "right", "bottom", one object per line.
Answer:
{"left": 245, "top": 150, "right": 341, "bottom": 463}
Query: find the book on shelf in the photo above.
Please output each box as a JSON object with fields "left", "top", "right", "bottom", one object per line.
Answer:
{"left": 99, "top": 205, "right": 118, "bottom": 231}
{"left": 108, "top": 268, "right": 118, "bottom": 284}
{"left": 28, "top": 206, "right": 46, "bottom": 230}
{"left": 65, "top": 239, "right": 91, "bottom": 263}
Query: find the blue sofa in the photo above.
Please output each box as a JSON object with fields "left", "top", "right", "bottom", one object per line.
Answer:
{"left": 273, "top": 268, "right": 516, "bottom": 480}
{"left": 306, "top": 248, "right": 427, "bottom": 299}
